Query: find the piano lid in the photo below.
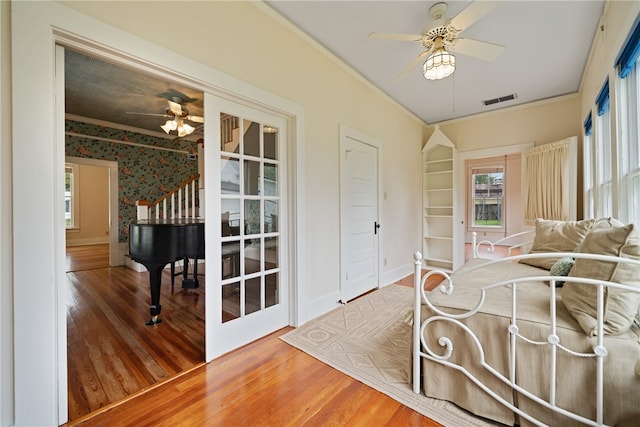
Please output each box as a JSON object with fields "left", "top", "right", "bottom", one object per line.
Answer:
{"left": 131, "top": 218, "right": 205, "bottom": 226}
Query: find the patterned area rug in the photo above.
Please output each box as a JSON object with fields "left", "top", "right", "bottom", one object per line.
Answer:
{"left": 280, "top": 284, "right": 499, "bottom": 427}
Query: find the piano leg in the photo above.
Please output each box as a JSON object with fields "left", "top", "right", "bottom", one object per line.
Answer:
{"left": 146, "top": 265, "right": 164, "bottom": 326}
{"left": 182, "top": 257, "right": 200, "bottom": 289}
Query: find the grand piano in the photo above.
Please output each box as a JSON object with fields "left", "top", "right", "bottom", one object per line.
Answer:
{"left": 129, "top": 218, "right": 205, "bottom": 325}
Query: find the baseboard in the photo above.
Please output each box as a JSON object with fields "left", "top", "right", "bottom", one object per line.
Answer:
{"left": 300, "top": 290, "right": 343, "bottom": 325}
{"left": 66, "top": 237, "right": 109, "bottom": 247}
{"left": 381, "top": 262, "right": 413, "bottom": 287}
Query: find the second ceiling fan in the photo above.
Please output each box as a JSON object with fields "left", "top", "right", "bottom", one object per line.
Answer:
{"left": 129, "top": 96, "right": 204, "bottom": 137}
{"left": 369, "top": 1, "right": 505, "bottom": 81}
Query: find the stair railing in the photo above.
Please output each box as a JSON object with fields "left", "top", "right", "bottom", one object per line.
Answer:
{"left": 136, "top": 174, "right": 200, "bottom": 220}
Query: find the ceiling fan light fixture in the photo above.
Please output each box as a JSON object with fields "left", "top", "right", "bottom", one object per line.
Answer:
{"left": 178, "top": 122, "right": 195, "bottom": 137}
{"left": 161, "top": 120, "right": 178, "bottom": 134}
{"left": 423, "top": 46, "right": 456, "bottom": 80}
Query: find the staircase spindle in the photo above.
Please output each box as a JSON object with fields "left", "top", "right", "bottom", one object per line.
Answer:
{"left": 185, "top": 185, "right": 190, "bottom": 218}
{"left": 135, "top": 174, "right": 201, "bottom": 221}
{"left": 191, "top": 180, "right": 197, "bottom": 217}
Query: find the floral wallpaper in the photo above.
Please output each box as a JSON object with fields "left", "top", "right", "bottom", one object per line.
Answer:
{"left": 65, "top": 120, "right": 198, "bottom": 242}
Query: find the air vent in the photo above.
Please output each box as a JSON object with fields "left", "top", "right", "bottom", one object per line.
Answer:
{"left": 482, "top": 93, "right": 517, "bottom": 106}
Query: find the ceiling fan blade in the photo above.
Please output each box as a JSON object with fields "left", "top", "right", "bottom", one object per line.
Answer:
{"left": 449, "top": 1, "right": 497, "bottom": 31}
{"left": 126, "top": 111, "right": 171, "bottom": 118}
{"left": 368, "top": 32, "right": 422, "bottom": 42}
{"left": 167, "top": 100, "right": 183, "bottom": 116}
{"left": 186, "top": 115, "right": 204, "bottom": 123}
{"left": 395, "top": 50, "right": 431, "bottom": 82}
{"left": 451, "top": 38, "right": 505, "bottom": 61}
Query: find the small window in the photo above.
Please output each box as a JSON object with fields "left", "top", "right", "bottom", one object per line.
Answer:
{"left": 471, "top": 168, "right": 504, "bottom": 227}
{"left": 466, "top": 156, "right": 506, "bottom": 232}
{"left": 65, "top": 163, "right": 79, "bottom": 229}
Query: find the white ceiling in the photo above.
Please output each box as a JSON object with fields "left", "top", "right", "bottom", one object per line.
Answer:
{"left": 265, "top": 0, "right": 605, "bottom": 124}
{"left": 64, "top": 1, "right": 605, "bottom": 134}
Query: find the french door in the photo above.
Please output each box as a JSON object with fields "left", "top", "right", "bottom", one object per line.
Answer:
{"left": 206, "top": 95, "right": 289, "bottom": 359}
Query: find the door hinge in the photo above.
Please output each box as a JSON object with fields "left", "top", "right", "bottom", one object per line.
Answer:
{"left": 374, "top": 221, "right": 381, "bottom": 234}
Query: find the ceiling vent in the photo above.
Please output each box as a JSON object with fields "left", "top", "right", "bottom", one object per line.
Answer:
{"left": 482, "top": 93, "right": 517, "bottom": 106}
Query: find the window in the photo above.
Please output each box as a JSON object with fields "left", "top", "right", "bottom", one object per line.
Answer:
{"left": 595, "top": 79, "right": 612, "bottom": 218}
{"left": 583, "top": 112, "right": 595, "bottom": 219}
{"left": 466, "top": 156, "right": 505, "bottom": 232}
{"left": 615, "top": 12, "right": 640, "bottom": 226}
{"left": 617, "top": 52, "right": 640, "bottom": 225}
{"left": 65, "top": 163, "right": 79, "bottom": 228}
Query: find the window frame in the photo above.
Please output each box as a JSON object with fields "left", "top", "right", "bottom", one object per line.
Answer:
{"left": 65, "top": 162, "right": 79, "bottom": 229}
{"left": 615, "top": 56, "right": 640, "bottom": 225}
{"left": 465, "top": 156, "right": 506, "bottom": 234}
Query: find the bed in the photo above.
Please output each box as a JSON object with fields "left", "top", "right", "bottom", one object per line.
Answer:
{"left": 411, "top": 218, "right": 640, "bottom": 426}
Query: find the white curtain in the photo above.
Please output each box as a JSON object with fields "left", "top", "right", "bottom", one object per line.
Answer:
{"left": 522, "top": 138, "right": 576, "bottom": 224}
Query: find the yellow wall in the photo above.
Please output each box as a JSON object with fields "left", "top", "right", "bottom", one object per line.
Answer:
{"left": 65, "top": 164, "right": 109, "bottom": 246}
{"left": 437, "top": 95, "right": 581, "bottom": 152}
{"left": 437, "top": 95, "right": 584, "bottom": 219}
{"left": 0, "top": 0, "right": 12, "bottom": 424}
{"left": 581, "top": 1, "right": 640, "bottom": 119}
{"left": 3, "top": 1, "right": 640, "bottom": 425}
{"left": 59, "top": 1, "right": 429, "bottom": 301}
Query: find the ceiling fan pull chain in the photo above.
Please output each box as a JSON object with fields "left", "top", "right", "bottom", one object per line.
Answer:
{"left": 452, "top": 73, "right": 456, "bottom": 114}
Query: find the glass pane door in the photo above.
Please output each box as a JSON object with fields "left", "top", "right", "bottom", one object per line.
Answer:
{"left": 220, "top": 114, "right": 281, "bottom": 323}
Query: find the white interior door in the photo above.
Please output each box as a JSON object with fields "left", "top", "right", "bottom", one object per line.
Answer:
{"left": 205, "top": 95, "right": 289, "bottom": 359}
{"left": 340, "top": 125, "right": 381, "bottom": 302}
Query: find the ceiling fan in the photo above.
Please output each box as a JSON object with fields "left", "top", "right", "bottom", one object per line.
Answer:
{"left": 128, "top": 96, "right": 204, "bottom": 137}
{"left": 369, "top": 1, "right": 505, "bottom": 81}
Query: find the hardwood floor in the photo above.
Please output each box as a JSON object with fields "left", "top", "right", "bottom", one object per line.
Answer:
{"left": 66, "top": 327, "right": 440, "bottom": 427}
{"left": 66, "top": 243, "right": 110, "bottom": 272}
{"left": 64, "top": 269, "right": 445, "bottom": 426}
{"left": 64, "top": 242, "right": 517, "bottom": 425}
{"left": 66, "top": 257, "right": 205, "bottom": 421}
{"left": 63, "top": 243, "right": 503, "bottom": 425}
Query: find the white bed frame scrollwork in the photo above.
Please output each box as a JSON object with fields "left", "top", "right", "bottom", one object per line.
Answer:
{"left": 411, "top": 245, "right": 640, "bottom": 426}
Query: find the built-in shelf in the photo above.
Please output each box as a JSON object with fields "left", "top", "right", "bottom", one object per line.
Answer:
{"left": 422, "top": 126, "right": 457, "bottom": 272}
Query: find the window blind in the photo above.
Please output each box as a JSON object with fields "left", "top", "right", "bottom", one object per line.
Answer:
{"left": 596, "top": 78, "right": 610, "bottom": 116}
{"left": 616, "top": 13, "right": 640, "bottom": 78}
{"left": 584, "top": 111, "right": 592, "bottom": 136}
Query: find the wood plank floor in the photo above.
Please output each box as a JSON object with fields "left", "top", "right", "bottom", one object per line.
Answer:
{"left": 66, "top": 243, "right": 110, "bottom": 272}
{"left": 64, "top": 244, "right": 481, "bottom": 425}
{"left": 66, "top": 250, "right": 205, "bottom": 421}
{"left": 66, "top": 328, "right": 441, "bottom": 427}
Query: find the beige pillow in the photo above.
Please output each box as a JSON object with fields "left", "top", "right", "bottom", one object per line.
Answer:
{"left": 519, "top": 218, "right": 596, "bottom": 270}
{"left": 562, "top": 223, "right": 640, "bottom": 336}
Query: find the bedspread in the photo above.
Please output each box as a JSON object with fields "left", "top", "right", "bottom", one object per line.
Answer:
{"left": 417, "top": 258, "right": 640, "bottom": 426}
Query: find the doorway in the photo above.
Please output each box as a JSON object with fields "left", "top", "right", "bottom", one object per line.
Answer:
{"left": 454, "top": 142, "right": 534, "bottom": 264}
{"left": 11, "top": 5, "right": 304, "bottom": 424}
{"left": 64, "top": 157, "right": 118, "bottom": 271}
{"left": 61, "top": 48, "right": 207, "bottom": 421}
